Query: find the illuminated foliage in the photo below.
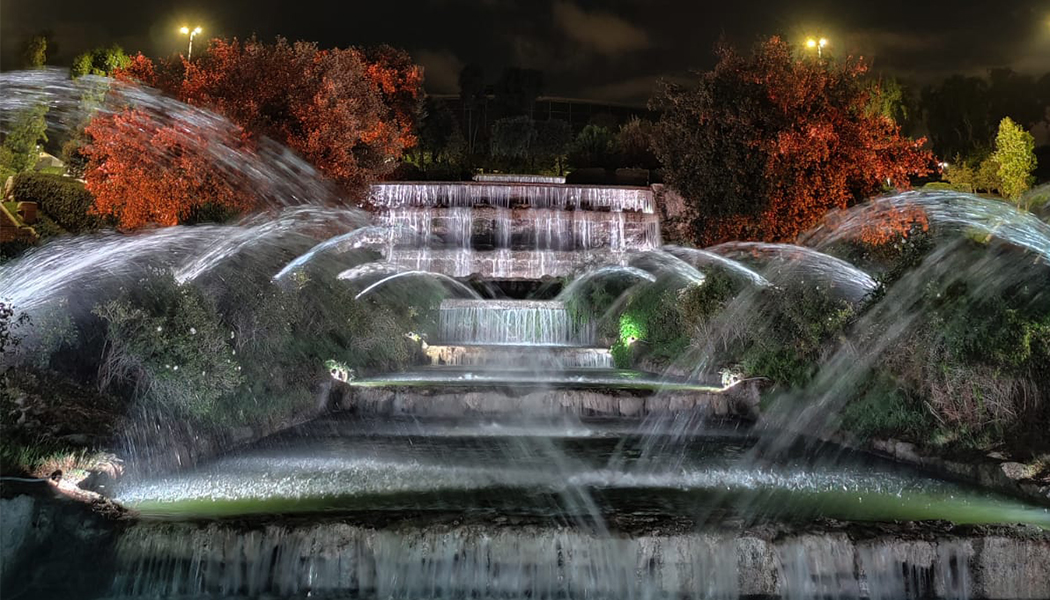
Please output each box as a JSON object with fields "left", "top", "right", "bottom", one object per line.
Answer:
{"left": 652, "top": 37, "right": 934, "bottom": 245}
{"left": 991, "top": 117, "right": 1037, "bottom": 205}
{"left": 70, "top": 45, "right": 132, "bottom": 78}
{"left": 83, "top": 109, "right": 255, "bottom": 228}
{"left": 84, "top": 38, "right": 422, "bottom": 228}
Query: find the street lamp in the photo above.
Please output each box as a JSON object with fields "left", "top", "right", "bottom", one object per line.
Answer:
{"left": 806, "top": 37, "right": 828, "bottom": 58}
{"left": 180, "top": 25, "right": 203, "bottom": 60}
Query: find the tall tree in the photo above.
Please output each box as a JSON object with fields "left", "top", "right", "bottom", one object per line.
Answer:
{"left": 991, "top": 117, "right": 1037, "bottom": 206}
{"left": 867, "top": 76, "right": 920, "bottom": 136}
{"left": 493, "top": 68, "right": 543, "bottom": 119}
{"left": 65, "top": 45, "right": 135, "bottom": 177}
{"left": 533, "top": 119, "right": 573, "bottom": 174}
{"left": 418, "top": 97, "right": 464, "bottom": 168}
{"left": 921, "top": 75, "right": 991, "bottom": 160}
{"left": 84, "top": 38, "right": 422, "bottom": 224}
{"left": 617, "top": 117, "right": 659, "bottom": 170}
{"left": 458, "top": 63, "right": 486, "bottom": 155}
{"left": 568, "top": 125, "right": 616, "bottom": 170}
{"left": 490, "top": 116, "right": 536, "bottom": 164}
{"left": 651, "top": 37, "right": 933, "bottom": 244}
{"left": 987, "top": 68, "right": 1043, "bottom": 129}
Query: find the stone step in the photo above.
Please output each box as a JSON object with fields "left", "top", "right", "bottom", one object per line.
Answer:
{"left": 347, "top": 368, "right": 721, "bottom": 393}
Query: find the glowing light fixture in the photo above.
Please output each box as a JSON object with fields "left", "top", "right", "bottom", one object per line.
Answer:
{"left": 806, "top": 37, "right": 829, "bottom": 58}
{"left": 179, "top": 25, "right": 203, "bottom": 60}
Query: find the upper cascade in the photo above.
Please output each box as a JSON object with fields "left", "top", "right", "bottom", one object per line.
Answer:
{"left": 369, "top": 181, "right": 661, "bottom": 280}
{"left": 474, "top": 174, "right": 566, "bottom": 184}
{"left": 370, "top": 182, "right": 655, "bottom": 213}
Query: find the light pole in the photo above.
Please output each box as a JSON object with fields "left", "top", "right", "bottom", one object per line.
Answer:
{"left": 180, "top": 26, "right": 202, "bottom": 60}
{"left": 806, "top": 37, "right": 828, "bottom": 58}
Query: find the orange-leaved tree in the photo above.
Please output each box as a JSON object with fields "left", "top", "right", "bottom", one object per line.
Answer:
{"left": 84, "top": 38, "right": 423, "bottom": 228}
{"left": 651, "top": 37, "right": 935, "bottom": 245}
{"left": 83, "top": 109, "right": 255, "bottom": 228}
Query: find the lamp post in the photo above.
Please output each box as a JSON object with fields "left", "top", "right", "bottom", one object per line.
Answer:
{"left": 806, "top": 37, "right": 828, "bottom": 58}
{"left": 180, "top": 26, "right": 202, "bottom": 60}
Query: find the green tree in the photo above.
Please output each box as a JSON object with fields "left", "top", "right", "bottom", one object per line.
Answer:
{"left": 990, "top": 117, "right": 1037, "bottom": 206}
{"left": 0, "top": 104, "right": 49, "bottom": 175}
{"left": 568, "top": 124, "right": 616, "bottom": 169}
{"left": 867, "top": 76, "right": 920, "bottom": 135}
{"left": 21, "top": 35, "right": 48, "bottom": 69}
{"left": 492, "top": 67, "right": 543, "bottom": 118}
{"left": 490, "top": 116, "right": 537, "bottom": 164}
{"left": 987, "top": 68, "right": 1043, "bottom": 129}
{"left": 616, "top": 117, "right": 659, "bottom": 169}
{"left": 921, "top": 75, "right": 991, "bottom": 160}
{"left": 943, "top": 156, "right": 975, "bottom": 193}
{"left": 458, "top": 63, "right": 486, "bottom": 155}
{"left": 974, "top": 155, "right": 1002, "bottom": 195}
{"left": 533, "top": 119, "right": 572, "bottom": 174}
{"left": 63, "top": 45, "right": 133, "bottom": 177}
{"left": 418, "top": 98, "right": 464, "bottom": 168}
{"left": 70, "top": 45, "right": 132, "bottom": 78}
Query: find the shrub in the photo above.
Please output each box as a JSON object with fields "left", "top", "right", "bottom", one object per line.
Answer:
{"left": 0, "top": 302, "right": 30, "bottom": 356}
{"left": 739, "top": 284, "right": 856, "bottom": 389}
{"left": 839, "top": 371, "right": 931, "bottom": 439}
{"left": 11, "top": 172, "right": 102, "bottom": 233}
{"left": 922, "top": 182, "right": 953, "bottom": 191}
{"left": 94, "top": 274, "right": 243, "bottom": 422}
{"left": 611, "top": 269, "right": 741, "bottom": 367}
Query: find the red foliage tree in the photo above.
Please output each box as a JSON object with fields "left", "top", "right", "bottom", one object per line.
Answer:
{"left": 85, "top": 39, "right": 422, "bottom": 228}
{"left": 651, "top": 37, "right": 934, "bottom": 245}
{"left": 83, "top": 109, "right": 255, "bottom": 228}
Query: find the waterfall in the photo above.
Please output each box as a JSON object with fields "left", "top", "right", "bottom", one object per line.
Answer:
{"left": 370, "top": 182, "right": 655, "bottom": 213}
{"left": 104, "top": 521, "right": 1022, "bottom": 599}
{"left": 474, "top": 174, "right": 567, "bottom": 184}
{"left": 437, "top": 299, "right": 593, "bottom": 346}
{"left": 425, "top": 345, "right": 614, "bottom": 369}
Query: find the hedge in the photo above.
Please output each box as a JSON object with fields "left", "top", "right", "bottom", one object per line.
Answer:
{"left": 11, "top": 172, "right": 102, "bottom": 234}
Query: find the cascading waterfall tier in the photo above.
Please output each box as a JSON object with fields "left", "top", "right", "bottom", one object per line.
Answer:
{"left": 424, "top": 344, "right": 613, "bottom": 369}
{"left": 474, "top": 173, "right": 566, "bottom": 184}
{"left": 105, "top": 521, "right": 1050, "bottom": 600}
{"left": 371, "top": 181, "right": 654, "bottom": 212}
{"left": 372, "top": 181, "right": 659, "bottom": 280}
{"left": 437, "top": 299, "right": 592, "bottom": 347}
{"left": 356, "top": 180, "right": 663, "bottom": 376}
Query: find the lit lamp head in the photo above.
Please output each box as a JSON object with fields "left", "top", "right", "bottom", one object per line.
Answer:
{"left": 806, "top": 38, "right": 817, "bottom": 48}
{"left": 180, "top": 26, "right": 190, "bottom": 34}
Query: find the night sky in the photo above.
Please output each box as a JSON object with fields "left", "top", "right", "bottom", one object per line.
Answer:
{"left": 3, "top": 0, "right": 1049, "bottom": 104}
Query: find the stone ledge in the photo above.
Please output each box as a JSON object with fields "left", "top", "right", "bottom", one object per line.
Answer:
{"left": 333, "top": 384, "right": 760, "bottom": 418}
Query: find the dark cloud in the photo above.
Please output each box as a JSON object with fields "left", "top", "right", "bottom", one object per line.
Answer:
{"left": 2, "top": 0, "right": 1048, "bottom": 105}
{"left": 552, "top": 2, "right": 650, "bottom": 57}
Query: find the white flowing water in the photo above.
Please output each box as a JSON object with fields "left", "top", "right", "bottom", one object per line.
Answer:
{"left": 437, "top": 299, "right": 592, "bottom": 346}
{"left": 475, "top": 173, "right": 567, "bottom": 184}
{"left": 371, "top": 182, "right": 655, "bottom": 213}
